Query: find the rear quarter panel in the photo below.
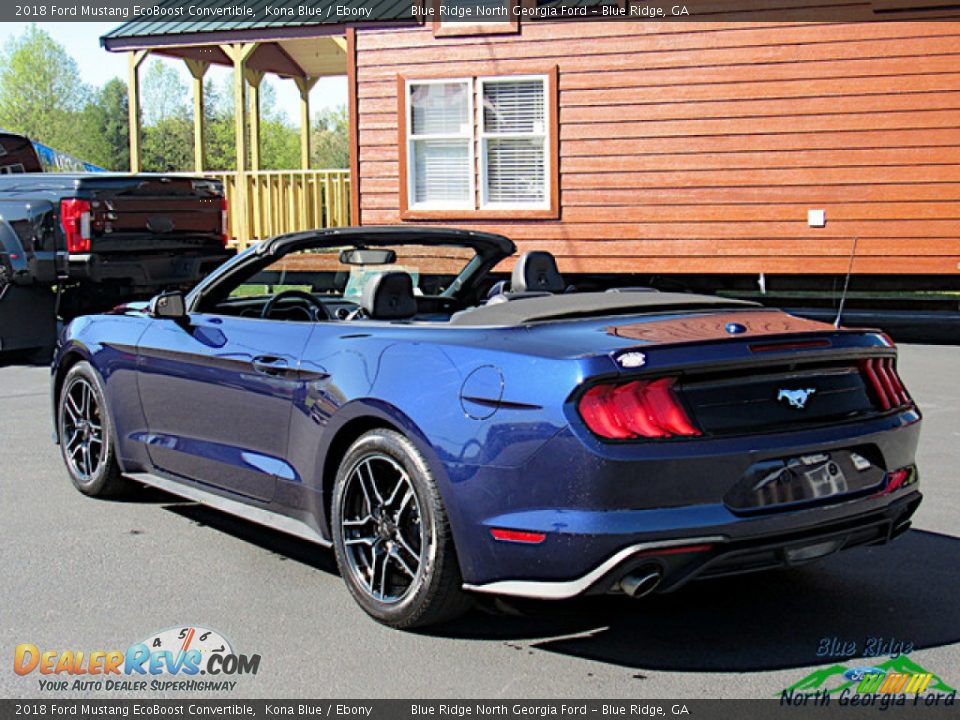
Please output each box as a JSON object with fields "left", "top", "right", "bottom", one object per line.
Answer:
{"left": 284, "top": 324, "right": 594, "bottom": 540}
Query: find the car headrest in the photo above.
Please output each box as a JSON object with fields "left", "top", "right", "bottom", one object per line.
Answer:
{"left": 511, "top": 251, "right": 565, "bottom": 294}
{"left": 361, "top": 272, "right": 417, "bottom": 320}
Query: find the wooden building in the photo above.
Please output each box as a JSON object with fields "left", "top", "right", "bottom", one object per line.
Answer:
{"left": 103, "top": 1, "right": 960, "bottom": 281}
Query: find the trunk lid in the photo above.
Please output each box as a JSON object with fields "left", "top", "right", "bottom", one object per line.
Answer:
{"left": 676, "top": 358, "right": 880, "bottom": 436}
{"left": 571, "top": 309, "right": 907, "bottom": 438}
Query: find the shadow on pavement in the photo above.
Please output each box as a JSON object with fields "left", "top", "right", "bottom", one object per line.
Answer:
{"left": 163, "top": 501, "right": 339, "bottom": 574}
{"left": 446, "top": 529, "right": 960, "bottom": 672}
{"left": 151, "top": 501, "right": 960, "bottom": 673}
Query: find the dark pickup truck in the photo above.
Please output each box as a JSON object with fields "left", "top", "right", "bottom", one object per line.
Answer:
{"left": 0, "top": 133, "right": 233, "bottom": 359}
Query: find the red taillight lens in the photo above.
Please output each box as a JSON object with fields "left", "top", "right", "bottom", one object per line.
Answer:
{"left": 490, "top": 528, "right": 546, "bottom": 544}
{"left": 220, "top": 196, "right": 229, "bottom": 247}
{"left": 874, "top": 467, "right": 914, "bottom": 497}
{"left": 580, "top": 384, "right": 632, "bottom": 439}
{"left": 578, "top": 377, "right": 701, "bottom": 440}
{"left": 885, "top": 468, "right": 909, "bottom": 493}
{"left": 861, "top": 357, "right": 911, "bottom": 411}
{"left": 60, "top": 198, "right": 91, "bottom": 253}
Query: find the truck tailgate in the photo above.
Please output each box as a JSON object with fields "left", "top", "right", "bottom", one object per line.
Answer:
{"left": 76, "top": 175, "right": 225, "bottom": 253}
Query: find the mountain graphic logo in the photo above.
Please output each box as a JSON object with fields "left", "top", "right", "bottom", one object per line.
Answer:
{"left": 780, "top": 655, "right": 956, "bottom": 696}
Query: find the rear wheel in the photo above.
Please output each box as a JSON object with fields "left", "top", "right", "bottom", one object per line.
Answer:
{"left": 58, "top": 361, "right": 129, "bottom": 497}
{"left": 331, "top": 429, "right": 472, "bottom": 628}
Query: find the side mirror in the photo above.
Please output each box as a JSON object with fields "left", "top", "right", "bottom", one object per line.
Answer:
{"left": 148, "top": 290, "right": 186, "bottom": 320}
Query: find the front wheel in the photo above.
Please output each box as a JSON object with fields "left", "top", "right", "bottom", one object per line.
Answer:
{"left": 57, "top": 361, "right": 129, "bottom": 497}
{"left": 331, "top": 429, "right": 472, "bottom": 628}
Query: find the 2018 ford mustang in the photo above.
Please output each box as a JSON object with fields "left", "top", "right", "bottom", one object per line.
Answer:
{"left": 52, "top": 227, "right": 922, "bottom": 628}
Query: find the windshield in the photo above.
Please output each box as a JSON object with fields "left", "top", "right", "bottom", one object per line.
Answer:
{"left": 226, "top": 244, "right": 479, "bottom": 302}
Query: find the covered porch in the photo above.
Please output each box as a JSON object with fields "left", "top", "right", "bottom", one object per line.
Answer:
{"left": 101, "top": 19, "right": 355, "bottom": 246}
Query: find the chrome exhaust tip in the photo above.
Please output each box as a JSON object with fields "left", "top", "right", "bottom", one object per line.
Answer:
{"left": 619, "top": 568, "right": 663, "bottom": 598}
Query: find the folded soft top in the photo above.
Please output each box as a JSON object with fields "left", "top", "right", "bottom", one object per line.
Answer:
{"left": 448, "top": 291, "right": 757, "bottom": 326}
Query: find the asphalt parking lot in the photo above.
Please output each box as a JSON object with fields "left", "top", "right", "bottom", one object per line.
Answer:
{"left": 1, "top": 344, "right": 958, "bottom": 699}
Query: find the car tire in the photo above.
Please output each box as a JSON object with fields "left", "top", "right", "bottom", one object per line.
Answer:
{"left": 58, "top": 361, "right": 129, "bottom": 497}
{"left": 331, "top": 428, "right": 472, "bottom": 628}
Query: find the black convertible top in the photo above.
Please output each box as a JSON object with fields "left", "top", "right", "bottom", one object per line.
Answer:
{"left": 448, "top": 291, "right": 758, "bottom": 326}
{"left": 259, "top": 226, "right": 515, "bottom": 257}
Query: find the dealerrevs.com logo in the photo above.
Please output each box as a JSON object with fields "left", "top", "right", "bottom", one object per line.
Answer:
{"left": 13, "top": 626, "right": 260, "bottom": 692}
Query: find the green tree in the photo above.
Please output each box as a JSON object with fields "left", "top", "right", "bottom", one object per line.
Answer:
{"left": 201, "top": 77, "right": 234, "bottom": 171}
{"left": 261, "top": 120, "right": 299, "bottom": 169}
{"left": 311, "top": 106, "right": 349, "bottom": 169}
{"left": 141, "top": 59, "right": 189, "bottom": 125}
{"left": 95, "top": 79, "right": 130, "bottom": 171}
{"left": 204, "top": 74, "right": 301, "bottom": 171}
{"left": 138, "top": 59, "right": 196, "bottom": 171}
{"left": 0, "top": 25, "right": 91, "bottom": 151}
{"left": 71, "top": 78, "right": 129, "bottom": 171}
{"left": 142, "top": 116, "right": 193, "bottom": 172}
{"left": 205, "top": 75, "right": 238, "bottom": 171}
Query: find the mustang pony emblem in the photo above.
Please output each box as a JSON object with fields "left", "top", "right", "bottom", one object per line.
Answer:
{"left": 778, "top": 388, "right": 816, "bottom": 409}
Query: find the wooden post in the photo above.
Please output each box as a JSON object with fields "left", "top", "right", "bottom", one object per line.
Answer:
{"left": 220, "top": 43, "right": 258, "bottom": 246}
{"left": 346, "top": 28, "right": 359, "bottom": 226}
{"left": 184, "top": 59, "right": 209, "bottom": 173}
{"left": 126, "top": 49, "right": 149, "bottom": 172}
{"left": 294, "top": 76, "right": 319, "bottom": 170}
{"left": 245, "top": 69, "right": 264, "bottom": 238}
{"left": 245, "top": 68, "right": 264, "bottom": 172}
{"left": 222, "top": 43, "right": 258, "bottom": 173}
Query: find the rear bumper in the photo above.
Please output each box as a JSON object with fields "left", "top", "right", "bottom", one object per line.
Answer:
{"left": 67, "top": 250, "right": 231, "bottom": 290}
{"left": 447, "top": 406, "right": 921, "bottom": 591}
{"left": 463, "top": 491, "right": 921, "bottom": 599}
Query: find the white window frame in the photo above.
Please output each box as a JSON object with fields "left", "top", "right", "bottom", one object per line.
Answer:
{"left": 477, "top": 74, "right": 551, "bottom": 211}
{"left": 405, "top": 77, "right": 475, "bottom": 212}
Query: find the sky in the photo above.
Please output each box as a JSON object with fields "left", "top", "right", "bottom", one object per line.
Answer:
{"left": 1, "top": 22, "right": 348, "bottom": 123}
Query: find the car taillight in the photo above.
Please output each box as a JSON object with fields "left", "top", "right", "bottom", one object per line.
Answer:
{"left": 220, "top": 196, "right": 229, "bottom": 247}
{"left": 578, "top": 377, "right": 701, "bottom": 440}
{"left": 874, "top": 466, "right": 916, "bottom": 497}
{"left": 60, "top": 199, "right": 91, "bottom": 253}
{"left": 490, "top": 528, "right": 546, "bottom": 544}
{"left": 861, "top": 357, "right": 911, "bottom": 411}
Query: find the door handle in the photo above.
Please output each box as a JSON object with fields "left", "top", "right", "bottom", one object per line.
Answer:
{"left": 252, "top": 355, "right": 288, "bottom": 376}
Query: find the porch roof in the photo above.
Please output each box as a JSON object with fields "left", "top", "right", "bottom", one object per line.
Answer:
{"left": 101, "top": 0, "right": 415, "bottom": 52}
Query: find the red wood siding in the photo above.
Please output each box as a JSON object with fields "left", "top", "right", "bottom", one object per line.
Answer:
{"left": 353, "top": 20, "right": 960, "bottom": 274}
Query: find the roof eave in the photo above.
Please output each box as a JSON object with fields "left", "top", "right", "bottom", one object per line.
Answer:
{"left": 100, "top": 20, "right": 418, "bottom": 52}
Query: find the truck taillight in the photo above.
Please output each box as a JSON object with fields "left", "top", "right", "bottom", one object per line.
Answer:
{"left": 578, "top": 377, "right": 701, "bottom": 440}
{"left": 60, "top": 198, "right": 91, "bottom": 253}
{"left": 861, "top": 357, "right": 911, "bottom": 411}
{"left": 220, "top": 196, "right": 229, "bottom": 247}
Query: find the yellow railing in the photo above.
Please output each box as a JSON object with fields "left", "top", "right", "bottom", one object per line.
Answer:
{"left": 209, "top": 169, "right": 351, "bottom": 248}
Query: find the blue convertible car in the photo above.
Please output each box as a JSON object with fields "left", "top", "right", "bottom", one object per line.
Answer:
{"left": 52, "top": 227, "right": 922, "bottom": 627}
